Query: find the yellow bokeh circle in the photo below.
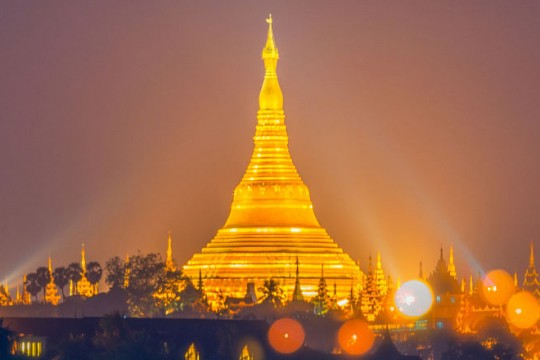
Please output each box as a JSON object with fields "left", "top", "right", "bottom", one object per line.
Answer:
{"left": 482, "top": 269, "right": 515, "bottom": 306}
{"left": 506, "top": 291, "right": 540, "bottom": 329}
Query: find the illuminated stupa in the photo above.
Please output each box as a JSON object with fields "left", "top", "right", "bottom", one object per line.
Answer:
{"left": 183, "top": 16, "right": 362, "bottom": 303}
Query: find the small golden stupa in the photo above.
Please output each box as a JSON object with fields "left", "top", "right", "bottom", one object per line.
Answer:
{"left": 183, "top": 16, "right": 362, "bottom": 304}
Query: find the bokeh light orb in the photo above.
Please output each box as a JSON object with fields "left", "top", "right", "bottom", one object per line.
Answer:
{"left": 482, "top": 269, "right": 515, "bottom": 306}
{"left": 394, "top": 280, "right": 434, "bottom": 317}
{"left": 506, "top": 291, "right": 540, "bottom": 329}
{"left": 337, "top": 319, "right": 375, "bottom": 355}
{"left": 268, "top": 318, "right": 305, "bottom": 354}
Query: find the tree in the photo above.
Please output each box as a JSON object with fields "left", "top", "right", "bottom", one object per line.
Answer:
{"left": 67, "top": 262, "right": 82, "bottom": 295}
{"left": 313, "top": 273, "right": 329, "bottom": 315}
{"left": 35, "top": 266, "right": 50, "bottom": 302}
{"left": 153, "top": 269, "right": 185, "bottom": 315}
{"left": 105, "top": 256, "right": 126, "bottom": 289}
{"left": 86, "top": 261, "right": 103, "bottom": 294}
{"left": 258, "top": 279, "right": 285, "bottom": 308}
{"left": 25, "top": 273, "right": 41, "bottom": 302}
{"left": 53, "top": 266, "right": 69, "bottom": 300}
{"left": 125, "top": 253, "right": 165, "bottom": 317}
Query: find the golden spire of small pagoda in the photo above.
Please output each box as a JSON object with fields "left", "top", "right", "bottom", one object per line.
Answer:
{"left": 45, "top": 256, "right": 60, "bottom": 305}
{"left": 81, "top": 243, "right": 87, "bottom": 274}
{"left": 77, "top": 244, "right": 94, "bottom": 297}
{"left": 166, "top": 230, "right": 175, "bottom": 271}
{"left": 448, "top": 244, "right": 457, "bottom": 279}
{"left": 530, "top": 241, "right": 535, "bottom": 268}
{"left": 374, "top": 251, "right": 388, "bottom": 296}
{"left": 292, "top": 256, "right": 304, "bottom": 302}
{"left": 22, "top": 274, "right": 31, "bottom": 304}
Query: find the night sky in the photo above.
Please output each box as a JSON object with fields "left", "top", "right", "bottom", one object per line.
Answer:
{"left": 1, "top": 1, "right": 540, "bottom": 289}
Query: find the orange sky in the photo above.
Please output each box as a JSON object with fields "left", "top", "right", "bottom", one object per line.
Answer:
{"left": 1, "top": 1, "right": 540, "bottom": 287}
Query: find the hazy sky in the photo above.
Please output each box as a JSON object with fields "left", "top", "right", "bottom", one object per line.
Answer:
{"left": 1, "top": 1, "right": 540, "bottom": 288}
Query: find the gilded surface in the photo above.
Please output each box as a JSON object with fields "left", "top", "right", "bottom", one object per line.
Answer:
{"left": 183, "top": 17, "right": 362, "bottom": 304}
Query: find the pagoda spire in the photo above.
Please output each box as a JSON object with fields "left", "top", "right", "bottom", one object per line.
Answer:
{"left": 81, "top": 243, "right": 87, "bottom": 274}
{"left": 77, "top": 244, "right": 94, "bottom": 298}
{"left": 259, "top": 14, "right": 282, "bottom": 111}
{"left": 448, "top": 244, "right": 457, "bottom": 279}
{"left": 166, "top": 230, "right": 175, "bottom": 271}
{"left": 374, "top": 252, "right": 388, "bottom": 296}
{"left": 419, "top": 261, "right": 424, "bottom": 280}
{"left": 45, "top": 257, "right": 60, "bottom": 305}
{"left": 22, "top": 274, "right": 31, "bottom": 304}
{"left": 292, "top": 257, "right": 304, "bottom": 302}
{"left": 530, "top": 241, "right": 535, "bottom": 268}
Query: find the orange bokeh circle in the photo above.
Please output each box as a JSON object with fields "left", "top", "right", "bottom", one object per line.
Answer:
{"left": 337, "top": 319, "right": 375, "bottom": 355}
{"left": 506, "top": 291, "right": 540, "bottom": 329}
{"left": 482, "top": 269, "right": 515, "bottom": 306}
{"left": 268, "top": 318, "right": 305, "bottom": 354}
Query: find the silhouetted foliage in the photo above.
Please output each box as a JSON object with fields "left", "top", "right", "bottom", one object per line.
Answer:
{"left": 442, "top": 340, "right": 493, "bottom": 360}
{"left": 24, "top": 273, "right": 41, "bottom": 302}
{"left": 53, "top": 266, "right": 69, "bottom": 300}
{"left": 258, "top": 279, "right": 285, "bottom": 308}
{"left": 57, "top": 334, "right": 94, "bottom": 360}
{"left": 105, "top": 256, "right": 126, "bottom": 289}
{"left": 86, "top": 261, "right": 103, "bottom": 292}
{"left": 67, "top": 262, "right": 82, "bottom": 294}
{"left": 35, "top": 267, "right": 50, "bottom": 302}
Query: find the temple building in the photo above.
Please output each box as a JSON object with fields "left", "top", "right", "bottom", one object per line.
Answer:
{"left": 182, "top": 17, "right": 362, "bottom": 305}
{"left": 523, "top": 241, "right": 540, "bottom": 298}
{"left": 427, "top": 247, "right": 461, "bottom": 329}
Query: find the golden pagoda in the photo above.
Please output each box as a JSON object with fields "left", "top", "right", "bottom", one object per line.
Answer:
{"left": 77, "top": 244, "right": 95, "bottom": 297}
{"left": 183, "top": 16, "right": 362, "bottom": 304}
{"left": 44, "top": 257, "right": 60, "bottom": 305}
